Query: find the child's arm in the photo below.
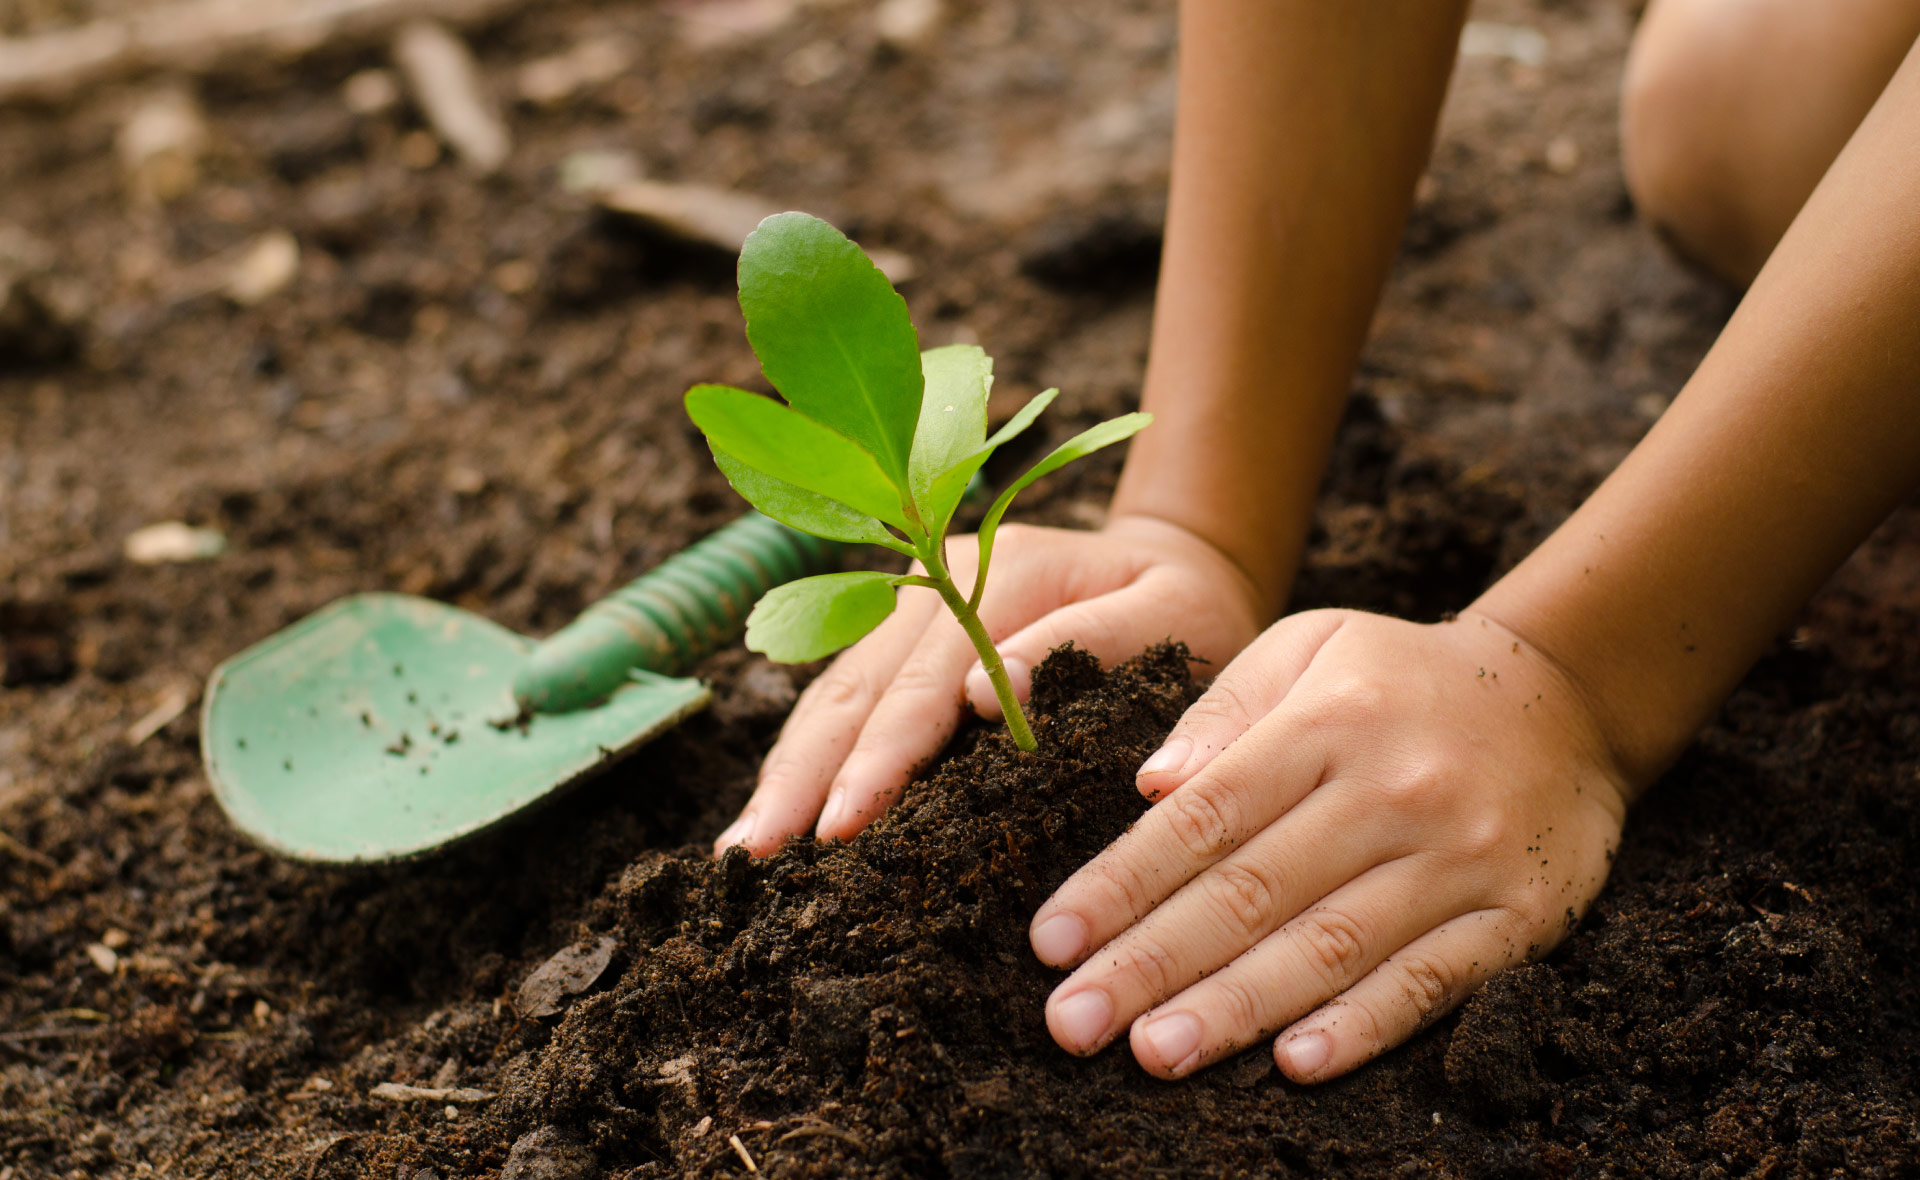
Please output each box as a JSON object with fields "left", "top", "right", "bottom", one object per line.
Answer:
{"left": 715, "top": 0, "right": 1471, "bottom": 855}
{"left": 1029, "top": 35, "right": 1920, "bottom": 1083}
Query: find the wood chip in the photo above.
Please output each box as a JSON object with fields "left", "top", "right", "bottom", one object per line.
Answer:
{"left": 393, "top": 19, "right": 509, "bottom": 173}
{"left": 0, "top": 0, "right": 525, "bottom": 104}
{"left": 369, "top": 1082, "right": 495, "bottom": 1103}
{"left": 516, "top": 36, "right": 632, "bottom": 106}
{"left": 597, "top": 180, "right": 782, "bottom": 253}
{"left": 728, "top": 1133, "right": 759, "bottom": 1174}
{"left": 225, "top": 230, "right": 301, "bottom": 305}
{"left": 117, "top": 88, "right": 208, "bottom": 201}
{"left": 595, "top": 182, "right": 914, "bottom": 282}
{"left": 124, "top": 522, "right": 226, "bottom": 564}
{"left": 127, "top": 685, "right": 192, "bottom": 746}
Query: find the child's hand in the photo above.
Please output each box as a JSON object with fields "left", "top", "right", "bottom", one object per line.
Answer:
{"left": 1028, "top": 608, "right": 1633, "bottom": 1082}
{"left": 714, "top": 515, "right": 1267, "bottom": 855}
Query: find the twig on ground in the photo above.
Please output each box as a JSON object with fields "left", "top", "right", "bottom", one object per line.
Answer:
{"left": 0, "top": 829, "right": 58, "bottom": 871}
{"left": 0, "top": 1025, "right": 101, "bottom": 1043}
{"left": 0, "top": 0, "right": 523, "bottom": 104}
{"left": 777, "top": 1120, "right": 869, "bottom": 1154}
{"left": 393, "top": 20, "right": 509, "bottom": 173}
{"left": 368, "top": 1082, "right": 496, "bottom": 1103}
{"left": 127, "top": 685, "right": 194, "bottom": 746}
{"left": 728, "top": 1133, "right": 760, "bottom": 1174}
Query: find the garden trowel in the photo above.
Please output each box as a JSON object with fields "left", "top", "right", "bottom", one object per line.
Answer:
{"left": 200, "top": 513, "right": 838, "bottom": 864}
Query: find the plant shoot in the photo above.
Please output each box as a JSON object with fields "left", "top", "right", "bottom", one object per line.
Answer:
{"left": 684, "top": 212, "right": 1150, "bottom": 751}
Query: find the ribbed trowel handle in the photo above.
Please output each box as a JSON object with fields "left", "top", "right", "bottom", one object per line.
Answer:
{"left": 513, "top": 513, "right": 841, "bottom": 712}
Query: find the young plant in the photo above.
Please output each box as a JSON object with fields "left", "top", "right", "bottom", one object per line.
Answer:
{"left": 683, "top": 212, "right": 1150, "bottom": 752}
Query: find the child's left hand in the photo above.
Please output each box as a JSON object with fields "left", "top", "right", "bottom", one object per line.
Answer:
{"left": 1027, "top": 607, "right": 1633, "bottom": 1082}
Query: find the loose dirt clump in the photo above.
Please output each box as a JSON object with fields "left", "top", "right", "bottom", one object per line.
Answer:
{"left": 320, "top": 634, "right": 1920, "bottom": 1180}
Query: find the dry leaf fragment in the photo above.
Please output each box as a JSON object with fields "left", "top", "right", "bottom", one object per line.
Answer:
{"left": 517, "top": 935, "right": 616, "bottom": 1017}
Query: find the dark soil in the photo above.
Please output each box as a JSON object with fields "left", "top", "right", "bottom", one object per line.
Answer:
{"left": 4, "top": 0, "right": 1918, "bottom": 1176}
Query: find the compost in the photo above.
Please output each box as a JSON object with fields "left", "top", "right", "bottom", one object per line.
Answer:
{"left": 4, "top": 0, "right": 1918, "bottom": 1176}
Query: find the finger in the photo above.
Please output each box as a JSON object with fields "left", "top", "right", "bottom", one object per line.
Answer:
{"left": 1029, "top": 710, "right": 1330, "bottom": 968}
{"left": 959, "top": 548, "right": 1142, "bottom": 720}
{"left": 715, "top": 588, "right": 941, "bottom": 856}
{"left": 813, "top": 607, "right": 983, "bottom": 841}
{"left": 816, "top": 552, "right": 1063, "bottom": 839}
{"left": 1134, "top": 610, "right": 1348, "bottom": 801}
{"left": 1123, "top": 858, "right": 1463, "bottom": 1079}
{"left": 963, "top": 569, "right": 1187, "bottom": 720}
{"left": 1272, "top": 909, "right": 1521, "bottom": 1084}
{"left": 1039, "top": 783, "right": 1384, "bottom": 1056}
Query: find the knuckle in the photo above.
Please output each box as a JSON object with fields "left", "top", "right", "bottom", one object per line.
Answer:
{"left": 1112, "top": 936, "right": 1185, "bottom": 1000}
{"left": 1453, "top": 812, "right": 1511, "bottom": 863}
{"left": 1083, "top": 858, "right": 1157, "bottom": 926}
{"left": 1189, "top": 679, "right": 1259, "bottom": 729}
{"left": 1207, "top": 973, "right": 1268, "bottom": 1034}
{"left": 884, "top": 655, "right": 956, "bottom": 702}
{"left": 1163, "top": 785, "right": 1241, "bottom": 859}
{"left": 1295, "top": 908, "right": 1370, "bottom": 987}
{"left": 1059, "top": 607, "right": 1122, "bottom": 657}
{"left": 1371, "top": 758, "right": 1451, "bottom": 814}
{"left": 756, "top": 745, "right": 816, "bottom": 793}
{"left": 1305, "top": 676, "right": 1388, "bottom": 730}
{"left": 1313, "top": 996, "right": 1382, "bottom": 1054}
{"left": 1391, "top": 953, "right": 1458, "bottom": 1028}
{"left": 802, "top": 665, "right": 878, "bottom": 714}
{"left": 1199, "top": 860, "right": 1279, "bottom": 941}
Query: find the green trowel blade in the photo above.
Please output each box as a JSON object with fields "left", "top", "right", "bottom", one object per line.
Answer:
{"left": 201, "top": 593, "right": 709, "bottom": 864}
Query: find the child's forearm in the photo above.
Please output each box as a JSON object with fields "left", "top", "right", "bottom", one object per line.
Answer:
{"left": 1112, "top": 0, "right": 1470, "bottom": 616}
{"left": 1475, "top": 37, "right": 1920, "bottom": 789}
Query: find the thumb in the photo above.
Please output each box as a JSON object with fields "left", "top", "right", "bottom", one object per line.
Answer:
{"left": 962, "top": 592, "right": 1134, "bottom": 719}
{"left": 1131, "top": 609, "right": 1348, "bottom": 800}
{"left": 962, "top": 567, "right": 1232, "bottom": 719}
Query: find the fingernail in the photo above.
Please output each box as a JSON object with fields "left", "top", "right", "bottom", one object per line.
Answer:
{"left": 1052, "top": 989, "right": 1113, "bottom": 1052}
{"left": 1280, "top": 1030, "right": 1331, "bottom": 1078}
{"left": 1031, "top": 912, "right": 1088, "bottom": 965}
{"left": 713, "top": 814, "right": 754, "bottom": 856}
{"left": 964, "top": 665, "right": 1001, "bottom": 719}
{"left": 1140, "top": 1011, "right": 1202, "bottom": 1072}
{"left": 1002, "top": 656, "right": 1031, "bottom": 693}
{"left": 816, "top": 792, "right": 849, "bottom": 837}
{"left": 1138, "top": 736, "right": 1191, "bottom": 779}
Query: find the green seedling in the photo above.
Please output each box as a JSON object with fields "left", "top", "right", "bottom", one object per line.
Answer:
{"left": 684, "top": 212, "right": 1150, "bottom": 752}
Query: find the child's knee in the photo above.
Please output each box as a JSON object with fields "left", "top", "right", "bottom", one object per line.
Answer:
{"left": 1621, "top": 0, "right": 1920, "bottom": 286}
{"left": 1620, "top": 0, "right": 1780, "bottom": 284}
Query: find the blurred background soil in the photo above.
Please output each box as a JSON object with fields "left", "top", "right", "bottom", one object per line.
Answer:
{"left": 2, "top": 0, "right": 1917, "bottom": 1176}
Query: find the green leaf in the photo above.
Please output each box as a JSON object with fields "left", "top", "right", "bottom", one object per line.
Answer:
{"left": 745, "top": 571, "right": 900, "bottom": 663}
{"left": 738, "top": 213, "right": 923, "bottom": 491}
{"left": 971, "top": 412, "right": 1153, "bottom": 606}
{"left": 908, "top": 344, "right": 991, "bottom": 519}
{"left": 685, "top": 384, "right": 909, "bottom": 530}
{"left": 713, "top": 453, "right": 912, "bottom": 554}
{"left": 922, "top": 388, "right": 1058, "bottom": 538}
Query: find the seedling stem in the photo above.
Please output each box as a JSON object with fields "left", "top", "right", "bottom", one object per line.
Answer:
{"left": 684, "top": 212, "right": 1147, "bottom": 756}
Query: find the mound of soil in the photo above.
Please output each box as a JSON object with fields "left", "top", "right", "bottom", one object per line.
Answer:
{"left": 264, "top": 637, "right": 1920, "bottom": 1180}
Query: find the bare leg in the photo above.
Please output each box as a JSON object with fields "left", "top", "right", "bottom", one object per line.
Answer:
{"left": 1622, "top": 0, "right": 1920, "bottom": 285}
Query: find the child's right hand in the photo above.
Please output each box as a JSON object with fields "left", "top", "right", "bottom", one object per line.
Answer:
{"left": 713, "top": 514, "right": 1269, "bottom": 855}
{"left": 1025, "top": 607, "right": 1633, "bottom": 1082}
